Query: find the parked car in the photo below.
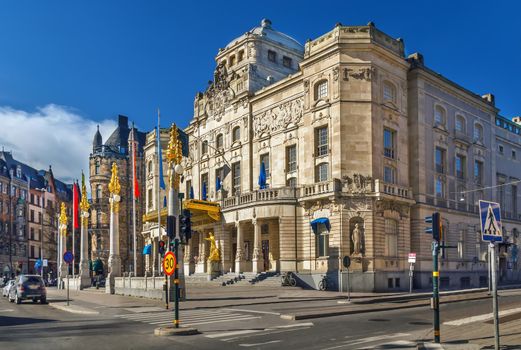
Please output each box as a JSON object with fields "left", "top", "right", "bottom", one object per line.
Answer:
{"left": 9, "top": 274, "right": 47, "bottom": 304}
{"left": 2, "top": 280, "right": 15, "bottom": 297}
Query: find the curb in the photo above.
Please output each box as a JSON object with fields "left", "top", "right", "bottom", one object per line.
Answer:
{"left": 280, "top": 294, "right": 491, "bottom": 320}
{"left": 154, "top": 326, "right": 198, "bottom": 336}
{"left": 49, "top": 302, "right": 100, "bottom": 315}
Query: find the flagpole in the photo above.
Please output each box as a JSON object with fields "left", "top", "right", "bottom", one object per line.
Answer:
{"left": 131, "top": 123, "right": 137, "bottom": 277}
{"left": 72, "top": 180, "right": 76, "bottom": 280}
{"left": 157, "top": 109, "right": 162, "bottom": 277}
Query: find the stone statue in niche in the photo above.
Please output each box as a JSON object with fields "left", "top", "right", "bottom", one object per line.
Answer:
{"left": 352, "top": 223, "right": 363, "bottom": 255}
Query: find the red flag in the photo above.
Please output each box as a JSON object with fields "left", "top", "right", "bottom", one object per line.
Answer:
{"left": 73, "top": 182, "right": 79, "bottom": 229}
{"left": 133, "top": 142, "right": 140, "bottom": 198}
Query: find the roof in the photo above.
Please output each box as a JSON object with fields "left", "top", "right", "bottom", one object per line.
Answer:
{"left": 95, "top": 115, "right": 146, "bottom": 156}
{"left": 225, "top": 19, "right": 303, "bottom": 53}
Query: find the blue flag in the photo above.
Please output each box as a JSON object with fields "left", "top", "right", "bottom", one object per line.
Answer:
{"left": 216, "top": 176, "right": 221, "bottom": 191}
{"left": 258, "top": 162, "right": 267, "bottom": 189}
{"left": 202, "top": 182, "right": 207, "bottom": 201}
{"left": 157, "top": 126, "right": 166, "bottom": 190}
{"left": 189, "top": 186, "right": 194, "bottom": 199}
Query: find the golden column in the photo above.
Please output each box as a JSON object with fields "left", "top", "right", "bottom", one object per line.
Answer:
{"left": 79, "top": 172, "right": 91, "bottom": 289}
{"left": 58, "top": 202, "right": 68, "bottom": 283}
{"left": 107, "top": 162, "right": 122, "bottom": 294}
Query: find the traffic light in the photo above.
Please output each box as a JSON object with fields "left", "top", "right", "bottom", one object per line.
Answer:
{"left": 167, "top": 215, "right": 176, "bottom": 240}
{"left": 180, "top": 209, "right": 192, "bottom": 243}
{"left": 158, "top": 240, "right": 166, "bottom": 255}
{"left": 425, "top": 212, "right": 442, "bottom": 241}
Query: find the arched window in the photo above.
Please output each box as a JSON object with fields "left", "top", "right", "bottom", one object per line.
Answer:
{"left": 229, "top": 55, "right": 235, "bottom": 67}
{"left": 216, "top": 134, "right": 224, "bottom": 150}
{"left": 96, "top": 185, "right": 102, "bottom": 199}
{"left": 383, "top": 81, "right": 396, "bottom": 102}
{"left": 232, "top": 126, "right": 241, "bottom": 142}
{"left": 434, "top": 105, "right": 446, "bottom": 126}
{"left": 315, "top": 80, "right": 328, "bottom": 100}
{"left": 474, "top": 123, "right": 483, "bottom": 142}
{"left": 202, "top": 140, "right": 209, "bottom": 155}
{"left": 455, "top": 115, "right": 466, "bottom": 133}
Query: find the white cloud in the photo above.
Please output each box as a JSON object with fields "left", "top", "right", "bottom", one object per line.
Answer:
{"left": 0, "top": 104, "right": 116, "bottom": 186}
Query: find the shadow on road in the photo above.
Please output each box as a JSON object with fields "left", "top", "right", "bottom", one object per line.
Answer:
{"left": 186, "top": 295, "right": 274, "bottom": 301}
{"left": 0, "top": 316, "right": 55, "bottom": 327}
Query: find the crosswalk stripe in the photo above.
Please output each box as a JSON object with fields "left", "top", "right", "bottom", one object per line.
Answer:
{"left": 117, "top": 309, "right": 224, "bottom": 320}
{"left": 182, "top": 316, "right": 261, "bottom": 327}
{"left": 149, "top": 313, "right": 247, "bottom": 325}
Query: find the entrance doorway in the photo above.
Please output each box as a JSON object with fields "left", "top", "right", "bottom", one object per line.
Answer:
{"left": 262, "top": 240, "right": 270, "bottom": 271}
{"left": 232, "top": 243, "right": 237, "bottom": 272}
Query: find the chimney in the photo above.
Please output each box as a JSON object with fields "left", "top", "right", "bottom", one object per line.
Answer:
{"left": 118, "top": 115, "right": 129, "bottom": 128}
{"left": 481, "top": 93, "right": 495, "bottom": 106}
{"left": 407, "top": 52, "right": 424, "bottom": 66}
{"left": 513, "top": 116, "right": 521, "bottom": 125}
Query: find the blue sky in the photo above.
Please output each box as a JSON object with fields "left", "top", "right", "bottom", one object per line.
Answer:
{"left": 0, "top": 1, "right": 519, "bottom": 182}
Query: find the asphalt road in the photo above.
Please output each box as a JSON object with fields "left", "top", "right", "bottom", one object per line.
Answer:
{"left": 1, "top": 289, "right": 520, "bottom": 349}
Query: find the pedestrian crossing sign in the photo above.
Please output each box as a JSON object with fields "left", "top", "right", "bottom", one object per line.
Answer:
{"left": 479, "top": 200, "right": 503, "bottom": 243}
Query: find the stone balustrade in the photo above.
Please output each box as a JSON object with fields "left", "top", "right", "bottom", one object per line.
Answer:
{"left": 374, "top": 179, "right": 413, "bottom": 199}
{"left": 222, "top": 187, "right": 298, "bottom": 209}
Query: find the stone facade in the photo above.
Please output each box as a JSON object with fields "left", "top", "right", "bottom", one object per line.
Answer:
{"left": 89, "top": 115, "right": 146, "bottom": 277}
{"left": 144, "top": 20, "right": 520, "bottom": 292}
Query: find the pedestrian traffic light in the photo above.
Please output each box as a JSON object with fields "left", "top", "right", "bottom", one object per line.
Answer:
{"left": 425, "top": 212, "right": 442, "bottom": 241}
{"left": 180, "top": 209, "right": 192, "bottom": 243}
{"left": 158, "top": 240, "right": 166, "bottom": 255}
{"left": 167, "top": 215, "right": 176, "bottom": 240}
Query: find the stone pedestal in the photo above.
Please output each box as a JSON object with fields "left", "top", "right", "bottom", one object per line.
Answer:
{"left": 235, "top": 222, "right": 244, "bottom": 274}
{"left": 106, "top": 199, "right": 121, "bottom": 294}
{"left": 207, "top": 260, "right": 221, "bottom": 280}
{"left": 79, "top": 219, "right": 91, "bottom": 290}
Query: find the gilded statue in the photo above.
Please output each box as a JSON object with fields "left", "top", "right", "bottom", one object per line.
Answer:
{"left": 204, "top": 232, "right": 221, "bottom": 262}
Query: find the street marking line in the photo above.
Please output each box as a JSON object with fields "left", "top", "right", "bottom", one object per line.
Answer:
{"left": 149, "top": 313, "right": 248, "bottom": 325}
{"left": 206, "top": 330, "right": 262, "bottom": 338}
{"left": 355, "top": 340, "right": 416, "bottom": 349}
{"left": 182, "top": 316, "right": 260, "bottom": 327}
{"left": 123, "top": 307, "right": 165, "bottom": 313}
{"left": 444, "top": 307, "right": 521, "bottom": 326}
{"left": 224, "top": 308, "right": 281, "bottom": 315}
{"left": 273, "top": 322, "right": 314, "bottom": 329}
{"left": 154, "top": 315, "right": 261, "bottom": 327}
{"left": 321, "top": 333, "right": 411, "bottom": 350}
{"left": 223, "top": 327, "right": 313, "bottom": 342}
{"left": 239, "top": 340, "right": 282, "bottom": 347}
{"left": 0, "top": 309, "right": 14, "bottom": 312}
{"left": 117, "top": 310, "right": 224, "bottom": 320}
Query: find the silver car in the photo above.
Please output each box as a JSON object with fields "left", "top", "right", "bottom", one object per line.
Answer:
{"left": 2, "top": 280, "right": 14, "bottom": 297}
{"left": 9, "top": 275, "right": 47, "bottom": 304}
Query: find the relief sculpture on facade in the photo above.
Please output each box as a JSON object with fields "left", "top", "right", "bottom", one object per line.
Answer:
{"left": 343, "top": 173, "right": 373, "bottom": 194}
{"left": 204, "top": 62, "right": 238, "bottom": 120}
{"left": 253, "top": 97, "right": 304, "bottom": 138}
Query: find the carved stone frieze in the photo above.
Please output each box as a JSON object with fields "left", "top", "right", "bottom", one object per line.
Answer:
{"left": 342, "top": 173, "right": 373, "bottom": 194}
{"left": 345, "top": 67, "right": 375, "bottom": 81}
{"left": 204, "top": 62, "right": 238, "bottom": 121}
{"left": 375, "top": 199, "right": 410, "bottom": 218}
{"left": 253, "top": 97, "right": 304, "bottom": 138}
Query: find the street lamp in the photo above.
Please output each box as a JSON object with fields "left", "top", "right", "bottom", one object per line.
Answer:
{"left": 35, "top": 188, "right": 46, "bottom": 278}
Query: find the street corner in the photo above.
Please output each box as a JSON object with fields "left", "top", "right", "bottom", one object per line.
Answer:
{"left": 48, "top": 302, "right": 99, "bottom": 315}
{"left": 154, "top": 326, "right": 199, "bottom": 336}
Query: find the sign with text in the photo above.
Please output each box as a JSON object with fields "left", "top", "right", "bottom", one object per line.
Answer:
{"left": 162, "top": 251, "right": 176, "bottom": 276}
{"left": 408, "top": 253, "right": 416, "bottom": 263}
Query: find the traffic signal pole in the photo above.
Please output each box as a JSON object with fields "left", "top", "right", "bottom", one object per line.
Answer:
{"left": 432, "top": 241, "right": 440, "bottom": 343}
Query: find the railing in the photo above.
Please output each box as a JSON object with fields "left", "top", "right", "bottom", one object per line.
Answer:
{"left": 222, "top": 187, "right": 298, "bottom": 209}
{"left": 374, "top": 179, "right": 413, "bottom": 199}
{"left": 301, "top": 180, "right": 339, "bottom": 198}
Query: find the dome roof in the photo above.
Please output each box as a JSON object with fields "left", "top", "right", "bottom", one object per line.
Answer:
{"left": 225, "top": 19, "right": 303, "bottom": 52}
{"left": 93, "top": 125, "right": 103, "bottom": 150}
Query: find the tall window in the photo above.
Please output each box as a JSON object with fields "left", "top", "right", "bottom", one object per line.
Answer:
{"left": 436, "top": 177, "right": 445, "bottom": 198}
{"left": 282, "top": 56, "right": 292, "bottom": 68}
{"left": 186, "top": 180, "right": 192, "bottom": 199}
{"left": 474, "top": 124, "right": 483, "bottom": 142}
{"left": 238, "top": 50, "right": 244, "bottom": 62}
{"left": 315, "top": 80, "right": 328, "bottom": 100}
{"left": 434, "top": 106, "right": 446, "bottom": 126}
{"left": 316, "top": 224, "right": 329, "bottom": 257}
{"left": 316, "top": 163, "right": 329, "bottom": 182}
{"left": 232, "top": 126, "right": 241, "bottom": 142}
{"left": 385, "top": 219, "right": 398, "bottom": 257}
{"left": 316, "top": 126, "right": 328, "bottom": 157}
{"left": 232, "top": 162, "right": 241, "bottom": 195}
{"left": 97, "top": 185, "right": 103, "bottom": 199}
{"left": 287, "top": 177, "right": 297, "bottom": 188}
{"left": 458, "top": 230, "right": 465, "bottom": 259}
{"left": 215, "top": 168, "right": 224, "bottom": 190}
{"left": 456, "top": 154, "right": 466, "bottom": 179}
{"left": 286, "top": 145, "right": 297, "bottom": 172}
{"left": 268, "top": 50, "right": 276, "bottom": 62}
{"left": 474, "top": 160, "right": 483, "bottom": 185}
{"left": 229, "top": 55, "right": 235, "bottom": 67}
{"left": 147, "top": 189, "right": 153, "bottom": 208}
{"left": 384, "top": 128, "right": 396, "bottom": 159}
{"left": 95, "top": 160, "right": 100, "bottom": 175}
{"left": 148, "top": 161, "right": 153, "bottom": 173}
{"left": 435, "top": 147, "right": 446, "bottom": 174}
{"left": 512, "top": 185, "right": 518, "bottom": 216}
{"left": 455, "top": 115, "right": 466, "bottom": 133}
{"left": 202, "top": 140, "right": 209, "bottom": 155}
{"left": 201, "top": 173, "right": 208, "bottom": 199}
{"left": 383, "top": 81, "right": 396, "bottom": 102}
{"left": 260, "top": 153, "right": 270, "bottom": 178}
{"left": 384, "top": 166, "right": 396, "bottom": 184}
{"left": 216, "top": 134, "right": 224, "bottom": 150}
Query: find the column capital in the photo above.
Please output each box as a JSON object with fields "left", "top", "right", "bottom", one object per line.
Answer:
{"left": 235, "top": 221, "right": 241, "bottom": 229}
{"left": 252, "top": 218, "right": 258, "bottom": 226}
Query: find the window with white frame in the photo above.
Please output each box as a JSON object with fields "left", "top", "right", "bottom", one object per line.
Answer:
{"left": 455, "top": 115, "right": 466, "bottom": 133}
{"left": 474, "top": 160, "right": 483, "bottom": 185}
{"left": 202, "top": 140, "right": 209, "bottom": 155}
{"left": 384, "top": 128, "right": 396, "bottom": 159}
{"left": 383, "top": 81, "right": 396, "bottom": 102}
{"left": 385, "top": 219, "right": 398, "bottom": 257}
{"left": 436, "top": 177, "right": 446, "bottom": 198}
{"left": 435, "top": 147, "right": 446, "bottom": 174}
{"left": 384, "top": 166, "right": 396, "bottom": 184}
{"left": 287, "top": 177, "right": 297, "bottom": 188}
{"left": 232, "top": 126, "right": 241, "bottom": 142}
{"left": 458, "top": 230, "right": 465, "bottom": 259}
{"left": 473, "top": 124, "right": 483, "bottom": 142}
{"left": 316, "top": 163, "right": 329, "bottom": 182}
{"left": 286, "top": 145, "right": 297, "bottom": 172}
{"left": 315, "top": 80, "right": 328, "bottom": 100}
{"left": 216, "top": 134, "right": 224, "bottom": 150}
{"left": 456, "top": 154, "right": 466, "bottom": 179}
{"left": 316, "top": 126, "right": 328, "bottom": 157}
{"left": 96, "top": 185, "right": 102, "bottom": 199}
{"left": 260, "top": 153, "right": 270, "bottom": 178}
{"left": 232, "top": 162, "right": 241, "bottom": 195}
{"left": 434, "top": 105, "right": 446, "bottom": 126}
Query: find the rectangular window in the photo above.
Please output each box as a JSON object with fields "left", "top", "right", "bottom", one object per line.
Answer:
{"left": 435, "top": 147, "right": 446, "bottom": 174}
{"left": 384, "top": 166, "right": 395, "bottom": 184}
{"left": 513, "top": 150, "right": 517, "bottom": 159}
{"left": 268, "top": 50, "right": 276, "bottom": 62}
{"left": 455, "top": 154, "right": 466, "bottom": 179}
{"left": 513, "top": 185, "right": 518, "bottom": 216}
{"left": 30, "top": 246, "right": 35, "bottom": 259}
{"left": 498, "top": 145, "right": 504, "bottom": 154}
{"left": 436, "top": 178, "right": 445, "bottom": 198}
{"left": 30, "top": 210, "right": 34, "bottom": 222}
{"left": 316, "top": 224, "right": 329, "bottom": 257}
{"left": 38, "top": 212, "right": 42, "bottom": 224}
{"left": 186, "top": 180, "right": 192, "bottom": 199}
{"left": 215, "top": 168, "right": 224, "bottom": 189}
{"left": 316, "top": 126, "right": 328, "bottom": 157}
{"left": 282, "top": 56, "right": 292, "bottom": 68}
{"left": 232, "top": 162, "right": 241, "bottom": 195}
{"left": 147, "top": 189, "right": 153, "bottom": 208}
{"left": 474, "top": 160, "right": 483, "bottom": 185}
{"left": 286, "top": 145, "right": 297, "bottom": 172}
{"left": 201, "top": 173, "right": 208, "bottom": 199}
{"left": 30, "top": 227, "right": 34, "bottom": 240}
{"left": 316, "top": 163, "right": 329, "bottom": 182}
{"left": 384, "top": 128, "right": 396, "bottom": 159}
{"left": 317, "top": 81, "right": 328, "bottom": 99}
{"left": 260, "top": 153, "right": 270, "bottom": 178}
{"left": 287, "top": 177, "right": 297, "bottom": 188}
{"left": 385, "top": 219, "right": 398, "bottom": 257}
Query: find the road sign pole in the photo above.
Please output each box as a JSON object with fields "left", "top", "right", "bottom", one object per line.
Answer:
{"left": 409, "top": 263, "right": 413, "bottom": 294}
{"left": 490, "top": 242, "right": 500, "bottom": 350}
{"left": 432, "top": 241, "right": 440, "bottom": 343}
{"left": 488, "top": 244, "right": 492, "bottom": 293}
{"left": 67, "top": 273, "right": 70, "bottom": 306}
{"left": 347, "top": 267, "right": 351, "bottom": 302}
{"left": 174, "top": 238, "right": 179, "bottom": 328}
